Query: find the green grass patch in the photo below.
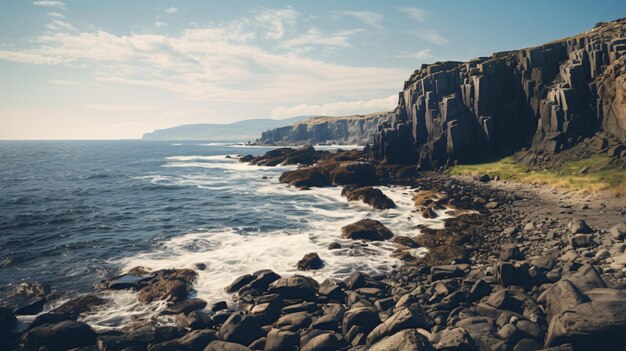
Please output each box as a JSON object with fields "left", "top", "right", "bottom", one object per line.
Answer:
{"left": 448, "top": 155, "right": 626, "bottom": 196}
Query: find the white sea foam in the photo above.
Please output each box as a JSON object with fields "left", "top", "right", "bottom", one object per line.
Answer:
{"left": 84, "top": 158, "right": 452, "bottom": 329}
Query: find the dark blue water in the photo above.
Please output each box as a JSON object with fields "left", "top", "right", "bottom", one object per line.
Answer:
{"left": 0, "top": 140, "right": 285, "bottom": 295}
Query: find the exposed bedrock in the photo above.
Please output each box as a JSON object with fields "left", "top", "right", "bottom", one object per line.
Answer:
{"left": 257, "top": 113, "right": 393, "bottom": 146}
{"left": 372, "top": 18, "right": 626, "bottom": 168}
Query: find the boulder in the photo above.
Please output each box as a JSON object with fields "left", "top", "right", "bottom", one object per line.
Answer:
{"left": 500, "top": 244, "right": 523, "bottom": 261}
{"left": 569, "top": 219, "right": 592, "bottom": 234}
{"left": 366, "top": 306, "right": 431, "bottom": 345}
{"left": 342, "top": 186, "right": 397, "bottom": 210}
{"left": 434, "top": 327, "right": 477, "bottom": 350}
{"left": 21, "top": 321, "right": 96, "bottom": 350}
{"left": 300, "top": 333, "right": 343, "bottom": 351}
{"left": 177, "top": 311, "right": 215, "bottom": 330}
{"left": 297, "top": 253, "right": 324, "bottom": 271}
{"left": 610, "top": 222, "right": 626, "bottom": 241}
{"left": 341, "top": 219, "right": 394, "bottom": 241}
{"left": 342, "top": 307, "right": 380, "bottom": 334}
{"left": 268, "top": 275, "right": 318, "bottom": 300}
{"left": 138, "top": 279, "right": 189, "bottom": 303}
{"left": 49, "top": 294, "right": 108, "bottom": 318}
{"left": 570, "top": 234, "right": 594, "bottom": 248}
{"left": 264, "top": 329, "right": 299, "bottom": 351}
{"left": 163, "top": 298, "right": 207, "bottom": 315}
{"left": 369, "top": 329, "right": 434, "bottom": 351}
{"left": 220, "top": 313, "right": 264, "bottom": 346}
{"left": 274, "top": 312, "right": 312, "bottom": 332}
{"left": 204, "top": 341, "right": 252, "bottom": 351}
{"left": 149, "top": 330, "right": 217, "bottom": 351}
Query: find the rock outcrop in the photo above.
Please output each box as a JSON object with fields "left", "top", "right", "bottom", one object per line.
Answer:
{"left": 372, "top": 18, "right": 626, "bottom": 168}
{"left": 257, "top": 112, "right": 393, "bottom": 146}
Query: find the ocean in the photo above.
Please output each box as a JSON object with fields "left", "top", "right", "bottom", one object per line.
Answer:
{"left": 0, "top": 140, "right": 449, "bottom": 328}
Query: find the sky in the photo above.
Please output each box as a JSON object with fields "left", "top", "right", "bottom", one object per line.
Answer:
{"left": 0, "top": 1, "right": 624, "bottom": 139}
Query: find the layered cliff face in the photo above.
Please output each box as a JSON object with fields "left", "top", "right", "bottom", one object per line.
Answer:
{"left": 372, "top": 19, "right": 626, "bottom": 168}
{"left": 257, "top": 112, "right": 393, "bottom": 145}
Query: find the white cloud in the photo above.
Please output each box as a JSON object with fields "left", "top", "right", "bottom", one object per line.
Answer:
{"left": 46, "top": 12, "right": 64, "bottom": 17}
{"left": 337, "top": 11, "right": 384, "bottom": 30}
{"left": 398, "top": 7, "right": 428, "bottom": 22}
{"left": 395, "top": 48, "right": 433, "bottom": 60}
{"left": 279, "top": 28, "right": 362, "bottom": 49}
{"left": 413, "top": 30, "right": 448, "bottom": 45}
{"left": 0, "top": 9, "right": 407, "bottom": 116}
{"left": 155, "top": 20, "right": 168, "bottom": 28}
{"left": 48, "top": 79, "right": 81, "bottom": 85}
{"left": 165, "top": 7, "right": 178, "bottom": 14}
{"left": 272, "top": 95, "right": 398, "bottom": 118}
{"left": 254, "top": 7, "right": 298, "bottom": 40}
{"left": 33, "top": 1, "right": 66, "bottom": 9}
{"left": 46, "top": 20, "right": 76, "bottom": 31}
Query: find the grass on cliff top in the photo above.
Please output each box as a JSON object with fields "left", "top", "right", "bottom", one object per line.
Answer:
{"left": 294, "top": 112, "right": 388, "bottom": 126}
{"left": 448, "top": 155, "right": 626, "bottom": 196}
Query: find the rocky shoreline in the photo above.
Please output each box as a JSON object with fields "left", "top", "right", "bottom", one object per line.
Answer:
{"left": 1, "top": 146, "right": 625, "bottom": 351}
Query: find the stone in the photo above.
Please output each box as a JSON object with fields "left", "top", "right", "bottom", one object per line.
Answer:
{"left": 274, "top": 312, "right": 312, "bottom": 332}
{"left": 341, "top": 219, "right": 395, "bottom": 241}
{"left": 138, "top": 279, "right": 188, "bottom": 303}
{"left": 342, "top": 186, "right": 397, "bottom": 210}
{"left": 268, "top": 275, "right": 318, "bottom": 300}
{"left": 204, "top": 341, "right": 252, "bottom": 351}
{"left": 264, "top": 329, "right": 299, "bottom": 351}
{"left": 163, "top": 298, "right": 207, "bottom": 315}
{"left": 220, "top": 313, "right": 264, "bottom": 346}
{"left": 369, "top": 329, "right": 435, "bottom": 351}
{"left": 610, "top": 222, "right": 626, "bottom": 240}
{"left": 366, "top": 306, "right": 431, "bottom": 345}
{"left": 49, "top": 294, "right": 108, "bottom": 318}
{"left": 470, "top": 279, "right": 492, "bottom": 301}
{"left": 149, "top": 330, "right": 217, "bottom": 351}
{"left": 300, "top": 333, "right": 343, "bottom": 351}
{"left": 226, "top": 274, "right": 256, "bottom": 293}
{"left": 0, "top": 307, "right": 17, "bottom": 333}
{"left": 344, "top": 271, "right": 366, "bottom": 290}
{"left": 500, "top": 244, "right": 522, "bottom": 261}
{"left": 570, "top": 234, "right": 594, "bottom": 248}
{"left": 21, "top": 321, "right": 96, "bottom": 350}
{"left": 434, "top": 327, "right": 477, "bottom": 350}
{"left": 177, "top": 310, "right": 215, "bottom": 330}
{"left": 342, "top": 307, "right": 380, "bottom": 335}
{"left": 569, "top": 219, "right": 592, "bottom": 234}
{"left": 297, "top": 253, "right": 324, "bottom": 271}
{"left": 430, "top": 265, "right": 466, "bottom": 281}
{"left": 478, "top": 174, "right": 491, "bottom": 182}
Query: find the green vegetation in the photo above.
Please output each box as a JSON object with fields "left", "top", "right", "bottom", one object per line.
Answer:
{"left": 448, "top": 155, "right": 626, "bottom": 196}
{"left": 293, "top": 112, "right": 388, "bottom": 126}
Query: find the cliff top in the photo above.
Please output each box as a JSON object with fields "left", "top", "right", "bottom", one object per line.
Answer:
{"left": 292, "top": 111, "right": 391, "bottom": 126}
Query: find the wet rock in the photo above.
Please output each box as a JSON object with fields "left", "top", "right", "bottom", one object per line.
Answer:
{"left": 163, "top": 298, "right": 207, "bottom": 315}
{"left": 226, "top": 274, "right": 256, "bottom": 294}
{"left": 394, "top": 235, "right": 419, "bottom": 248}
{"left": 344, "top": 271, "right": 366, "bottom": 290}
{"left": 327, "top": 242, "right": 341, "bottom": 250}
{"left": 148, "top": 330, "right": 217, "bottom": 351}
{"left": 220, "top": 313, "right": 264, "bottom": 346}
{"left": 50, "top": 294, "right": 108, "bottom": 318}
{"left": 14, "top": 282, "right": 50, "bottom": 298}
{"left": 297, "top": 253, "right": 324, "bottom": 271}
{"left": 264, "top": 329, "right": 299, "bottom": 351}
{"left": 138, "top": 279, "right": 189, "bottom": 303}
{"left": 211, "top": 301, "right": 228, "bottom": 312}
{"left": 369, "top": 329, "right": 434, "bottom": 351}
{"left": 430, "top": 265, "right": 466, "bottom": 281}
{"left": 0, "top": 307, "right": 16, "bottom": 333}
{"left": 21, "top": 321, "right": 96, "bottom": 350}
{"left": 342, "top": 186, "right": 397, "bottom": 210}
{"left": 318, "top": 278, "right": 344, "bottom": 299}
{"left": 268, "top": 275, "right": 318, "bottom": 300}
{"left": 101, "top": 274, "right": 154, "bottom": 290}
{"left": 177, "top": 311, "right": 215, "bottom": 330}
{"left": 341, "top": 219, "right": 394, "bottom": 241}
{"left": 250, "top": 294, "right": 283, "bottom": 325}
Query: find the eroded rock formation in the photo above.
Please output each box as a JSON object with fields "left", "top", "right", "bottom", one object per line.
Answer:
{"left": 372, "top": 19, "right": 626, "bottom": 168}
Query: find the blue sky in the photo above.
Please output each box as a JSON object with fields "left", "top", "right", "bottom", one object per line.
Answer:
{"left": 0, "top": 1, "right": 624, "bottom": 139}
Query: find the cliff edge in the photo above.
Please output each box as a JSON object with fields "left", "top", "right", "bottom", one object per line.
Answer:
{"left": 372, "top": 18, "right": 626, "bottom": 169}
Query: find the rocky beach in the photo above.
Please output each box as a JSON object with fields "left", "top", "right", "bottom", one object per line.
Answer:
{"left": 1, "top": 144, "right": 625, "bottom": 351}
{"left": 1, "top": 12, "right": 625, "bottom": 351}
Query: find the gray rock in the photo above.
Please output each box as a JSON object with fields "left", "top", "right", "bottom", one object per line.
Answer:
{"left": 21, "top": 320, "right": 96, "bottom": 350}
{"left": 434, "top": 327, "right": 477, "bottom": 350}
{"left": 297, "top": 253, "right": 324, "bottom": 271}
{"left": 204, "top": 341, "right": 252, "bottom": 351}
{"left": 149, "top": 330, "right": 217, "bottom": 351}
{"left": 369, "top": 329, "right": 434, "bottom": 351}
{"left": 263, "top": 329, "right": 299, "bottom": 351}
{"left": 569, "top": 219, "right": 592, "bottom": 234}
{"left": 342, "top": 307, "right": 380, "bottom": 334}
{"left": 341, "top": 219, "right": 395, "bottom": 241}
{"left": 570, "top": 234, "right": 594, "bottom": 248}
{"left": 274, "top": 312, "right": 312, "bottom": 332}
{"left": 500, "top": 244, "right": 523, "bottom": 261}
{"left": 366, "top": 306, "right": 431, "bottom": 344}
{"left": 610, "top": 222, "right": 626, "bottom": 241}
{"left": 268, "top": 275, "right": 318, "bottom": 300}
{"left": 177, "top": 310, "right": 215, "bottom": 330}
{"left": 300, "top": 333, "right": 343, "bottom": 351}
{"left": 220, "top": 313, "right": 264, "bottom": 346}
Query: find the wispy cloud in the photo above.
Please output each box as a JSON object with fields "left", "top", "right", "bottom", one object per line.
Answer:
{"left": 254, "top": 6, "right": 299, "bottom": 40}
{"left": 395, "top": 48, "right": 434, "bottom": 60}
{"left": 33, "top": 1, "right": 66, "bottom": 9}
{"left": 46, "top": 12, "right": 64, "bottom": 17}
{"left": 412, "top": 30, "right": 448, "bottom": 45}
{"left": 155, "top": 20, "right": 168, "bottom": 28}
{"left": 272, "top": 94, "right": 397, "bottom": 118}
{"left": 337, "top": 10, "right": 384, "bottom": 30}
{"left": 165, "top": 7, "right": 178, "bottom": 14}
{"left": 46, "top": 19, "right": 76, "bottom": 31}
{"left": 49, "top": 79, "right": 81, "bottom": 85}
{"left": 398, "top": 7, "right": 428, "bottom": 22}
{"left": 279, "top": 28, "right": 362, "bottom": 49}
